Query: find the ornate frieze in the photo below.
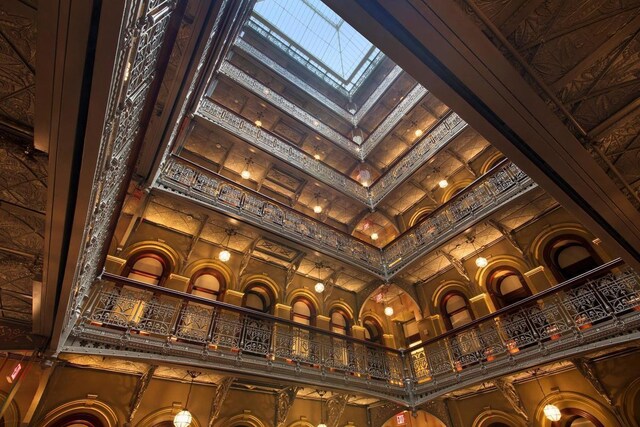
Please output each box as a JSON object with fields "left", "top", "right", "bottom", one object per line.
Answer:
{"left": 359, "top": 85, "right": 429, "bottom": 159}
{"left": 156, "top": 157, "right": 385, "bottom": 275}
{"left": 234, "top": 39, "right": 352, "bottom": 122}
{"left": 219, "top": 62, "right": 358, "bottom": 155}
{"left": 369, "top": 113, "right": 466, "bottom": 204}
{"left": 383, "top": 161, "right": 534, "bottom": 275}
{"left": 196, "top": 100, "right": 371, "bottom": 204}
{"left": 158, "top": 157, "right": 536, "bottom": 279}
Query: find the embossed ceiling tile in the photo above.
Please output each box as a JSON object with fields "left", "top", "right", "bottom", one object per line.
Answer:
{"left": 251, "top": 251, "right": 290, "bottom": 268}
{"left": 528, "top": 12, "right": 633, "bottom": 83}
{"left": 509, "top": 1, "right": 561, "bottom": 51}
{"left": 472, "top": 0, "right": 518, "bottom": 22}
{"left": 572, "top": 81, "right": 640, "bottom": 130}
{"left": 383, "top": 183, "right": 425, "bottom": 213}
{"left": 0, "top": 142, "right": 46, "bottom": 210}
{"left": 212, "top": 80, "right": 248, "bottom": 114}
{"left": 614, "top": 152, "right": 640, "bottom": 184}
{"left": 0, "top": 253, "right": 33, "bottom": 296}
{"left": 184, "top": 126, "right": 231, "bottom": 166}
{"left": 144, "top": 199, "right": 202, "bottom": 235}
{"left": 596, "top": 108, "right": 640, "bottom": 155}
{"left": 297, "top": 258, "right": 332, "bottom": 280}
{"left": 591, "top": 34, "right": 640, "bottom": 93}
{"left": 369, "top": 135, "right": 410, "bottom": 169}
{"left": 0, "top": 207, "right": 43, "bottom": 254}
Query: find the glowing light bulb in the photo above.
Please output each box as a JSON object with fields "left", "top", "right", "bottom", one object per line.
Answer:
{"left": 219, "top": 250, "right": 231, "bottom": 262}
{"left": 361, "top": 181, "right": 369, "bottom": 187}
{"left": 543, "top": 404, "right": 561, "bottom": 421}
{"left": 313, "top": 205, "right": 322, "bottom": 214}
{"left": 173, "top": 410, "right": 192, "bottom": 427}
{"left": 438, "top": 179, "right": 449, "bottom": 188}
{"left": 317, "top": 424, "right": 327, "bottom": 427}
{"left": 254, "top": 119, "right": 262, "bottom": 127}
{"left": 475, "top": 256, "right": 488, "bottom": 268}
{"left": 414, "top": 129, "right": 423, "bottom": 137}
{"left": 371, "top": 232, "right": 379, "bottom": 241}
{"left": 384, "top": 306, "right": 394, "bottom": 317}
{"left": 314, "top": 153, "right": 321, "bottom": 160}
{"left": 241, "top": 169, "right": 251, "bottom": 180}
{"left": 314, "top": 282, "right": 325, "bottom": 293}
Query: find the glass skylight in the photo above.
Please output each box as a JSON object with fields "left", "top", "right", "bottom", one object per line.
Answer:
{"left": 250, "top": 0, "right": 381, "bottom": 93}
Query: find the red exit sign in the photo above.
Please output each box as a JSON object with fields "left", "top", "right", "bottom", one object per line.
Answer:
{"left": 6, "top": 363, "right": 22, "bottom": 383}
{"left": 396, "top": 413, "right": 406, "bottom": 425}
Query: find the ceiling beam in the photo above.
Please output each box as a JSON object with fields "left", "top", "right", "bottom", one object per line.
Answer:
{"left": 324, "top": 0, "right": 640, "bottom": 271}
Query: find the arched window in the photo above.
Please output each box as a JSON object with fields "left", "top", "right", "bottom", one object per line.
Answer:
{"left": 329, "top": 309, "right": 350, "bottom": 336}
{"left": 291, "top": 297, "right": 315, "bottom": 326}
{"left": 189, "top": 269, "right": 226, "bottom": 301}
{"left": 487, "top": 267, "right": 531, "bottom": 309}
{"left": 551, "top": 408, "right": 604, "bottom": 427}
{"left": 124, "top": 252, "right": 169, "bottom": 286}
{"left": 363, "top": 317, "right": 383, "bottom": 344}
{"left": 243, "top": 283, "right": 275, "bottom": 314}
{"left": 441, "top": 292, "right": 474, "bottom": 330}
{"left": 51, "top": 414, "right": 104, "bottom": 427}
{"left": 544, "top": 236, "right": 602, "bottom": 281}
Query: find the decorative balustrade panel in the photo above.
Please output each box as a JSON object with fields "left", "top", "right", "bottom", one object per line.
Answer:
{"left": 157, "top": 157, "right": 385, "bottom": 275}
{"left": 409, "top": 268, "right": 640, "bottom": 387}
{"left": 369, "top": 113, "right": 466, "bottom": 204}
{"left": 234, "top": 39, "right": 352, "bottom": 122}
{"left": 219, "top": 62, "right": 358, "bottom": 156}
{"left": 359, "top": 85, "right": 429, "bottom": 159}
{"left": 382, "top": 161, "right": 535, "bottom": 275}
{"left": 354, "top": 65, "right": 404, "bottom": 124}
{"left": 82, "top": 280, "right": 405, "bottom": 386}
{"left": 197, "top": 100, "right": 371, "bottom": 205}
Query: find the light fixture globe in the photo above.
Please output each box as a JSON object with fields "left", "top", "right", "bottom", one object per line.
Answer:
{"left": 414, "top": 128, "right": 423, "bottom": 137}
{"left": 241, "top": 169, "right": 251, "bottom": 180}
{"left": 384, "top": 306, "right": 394, "bottom": 317}
{"left": 438, "top": 179, "right": 449, "bottom": 188}
{"left": 173, "top": 409, "right": 193, "bottom": 427}
{"left": 218, "top": 249, "right": 231, "bottom": 262}
{"left": 317, "top": 424, "right": 327, "bottom": 427}
{"left": 371, "top": 232, "right": 379, "bottom": 241}
{"left": 313, "top": 205, "right": 322, "bottom": 214}
{"left": 475, "top": 256, "right": 488, "bottom": 268}
{"left": 314, "top": 282, "right": 325, "bottom": 293}
{"left": 543, "top": 404, "right": 561, "bottom": 421}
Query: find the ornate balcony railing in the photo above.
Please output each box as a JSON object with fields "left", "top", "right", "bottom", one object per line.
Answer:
{"left": 68, "top": 261, "right": 640, "bottom": 406}
{"left": 156, "top": 156, "right": 536, "bottom": 279}
{"left": 196, "top": 100, "right": 371, "bottom": 205}
{"left": 156, "top": 156, "right": 386, "bottom": 276}
{"left": 369, "top": 112, "right": 466, "bottom": 204}
{"left": 408, "top": 259, "right": 640, "bottom": 404}
{"left": 382, "top": 160, "right": 535, "bottom": 276}
{"left": 72, "top": 272, "right": 408, "bottom": 403}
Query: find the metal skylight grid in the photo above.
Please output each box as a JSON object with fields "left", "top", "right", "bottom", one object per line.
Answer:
{"left": 252, "top": 0, "right": 380, "bottom": 91}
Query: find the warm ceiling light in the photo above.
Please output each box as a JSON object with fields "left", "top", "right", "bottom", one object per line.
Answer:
{"left": 438, "top": 179, "right": 449, "bottom": 188}
{"left": 475, "top": 256, "right": 488, "bottom": 268}
{"left": 543, "top": 404, "right": 561, "bottom": 421}
{"left": 414, "top": 129, "right": 423, "bottom": 137}
{"left": 314, "top": 282, "right": 325, "bottom": 293}
{"left": 314, "top": 153, "right": 321, "bottom": 160}
{"left": 371, "top": 232, "right": 379, "bottom": 241}
{"left": 384, "top": 306, "right": 394, "bottom": 317}
{"left": 317, "top": 424, "right": 327, "bottom": 427}
{"left": 313, "top": 205, "right": 322, "bottom": 214}
{"left": 254, "top": 119, "right": 262, "bottom": 127}
{"left": 173, "top": 410, "right": 193, "bottom": 427}
{"left": 241, "top": 169, "right": 251, "bottom": 180}
{"left": 218, "top": 249, "right": 231, "bottom": 262}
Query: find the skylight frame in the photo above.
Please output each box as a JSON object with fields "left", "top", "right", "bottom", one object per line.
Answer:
{"left": 246, "top": 0, "right": 385, "bottom": 95}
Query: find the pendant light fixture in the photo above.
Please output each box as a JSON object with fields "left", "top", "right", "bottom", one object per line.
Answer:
{"left": 218, "top": 229, "right": 235, "bottom": 262}
{"left": 384, "top": 305, "right": 394, "bottom": 317}
{"left": 351, "top": 126, "right": 363, "bottom": 144}
{"left": 174, "top": 371, "right": 200, "bottom": 427}
{"left": 241, "top": 157, "right": 253, "bottom": 180}
{"left": 313, "top": 193, "right": 323, "bottom": 214}
{"left": 317, "top": 390, "right": 327, "bottom": 427}
{"left": 469, "top": 235, "right": 488, "bottom": 268}
{"left": 370, "top": 232, "right": 379, "bottom": 241}
{"left": 438, "top": 179, "right": 449, "bottom": 188}
{"left": 534, "top": 370, "right": 561, "bottom": 421}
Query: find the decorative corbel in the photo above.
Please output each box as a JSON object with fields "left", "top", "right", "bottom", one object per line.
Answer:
{"left": 238, "top": 237, "right": 260, "bottom": 279}
{"left": 571, "top": 358, "right": 613, "bottom": 405}
{"left": 208, "top": 376, "right": 235, "bottom": 426}
{"left": 276, "top": 386, "right": 301, "bottom": 427}
{"left": 493, "top": 378, "right": 529, "bottom": 421}
{"left": 419, "top": 398, "right": 454, "bottom": 427}
{"left": 127, "top": 365, "right": 157, "bottom": 424}
{"left": 326, "top": 393, "right": 351, "bottom": 427}
{"left": 285, "top": 252, "right": 306, "bottom": 298}
{"left": 486, "top": 219, "right": 532, "bottom": 267}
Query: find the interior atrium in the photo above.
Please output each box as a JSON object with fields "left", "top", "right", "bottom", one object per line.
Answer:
{"left": 1, "top": 0, "right": 640, "bottom": 426}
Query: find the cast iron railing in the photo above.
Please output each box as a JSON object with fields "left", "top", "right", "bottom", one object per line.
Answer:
{"left": 73, "top": 260, "right": 640, "bottom": 404}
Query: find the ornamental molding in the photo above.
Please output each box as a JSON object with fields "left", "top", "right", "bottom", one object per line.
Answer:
{"left": 157, "top": 156, "right": 534, "bottom": 279}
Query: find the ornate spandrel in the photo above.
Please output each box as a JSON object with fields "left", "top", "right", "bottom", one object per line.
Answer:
{"left": 493, "top": 378, "right": 529, "bottom": 421}
{"left": 275, "top": 386, "right": 301, "bottom": 427}
{"left": 326, "top": 393, "right": 351, "bottom": 427}
{"left": 208, "top": 377, "right": 235, "bottom": 426}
